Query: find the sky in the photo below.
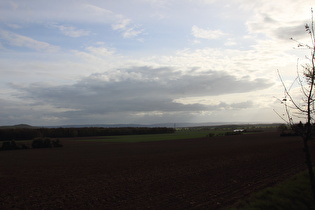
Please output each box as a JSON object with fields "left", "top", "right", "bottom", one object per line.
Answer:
{"left": 0, "top": 0, "right": 314, "bottom": 126}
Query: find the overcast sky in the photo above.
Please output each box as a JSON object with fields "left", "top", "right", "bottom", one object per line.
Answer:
{"left": 0, "top": 0, "right": 314, "bottom": 126}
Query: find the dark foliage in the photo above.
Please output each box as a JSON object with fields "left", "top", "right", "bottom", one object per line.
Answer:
{"left": 0, "top": 138, "right": 62, "bottom": 151}
{"left": 1, "top": 140, "right": 29, "bottom": 151}
{"left": 225, "top": 131, "right": 243, "bottom": 136}
{"left": 51, "top": 139, "right": 63, "bottom": 147}
{"left": 280, "top": 131, "right": 299, "bottom": 137}
{"left": 32, "top": 138, "right": 52, "bottom": 148}
{"left": 280, "top": 122, "right": 315, "bottom": 137}
{"left": 0, "top": 127, "right": 175, "bottom": 141}
{"left": 31, "top": 138, "right": 63, "bottom": 149}
{"left": 207, "top": 133, "right": 215, "bottom": 137}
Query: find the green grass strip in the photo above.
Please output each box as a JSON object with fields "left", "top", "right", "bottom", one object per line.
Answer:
{"left": 229, "top": 170, "right": 315, "bottom": 210}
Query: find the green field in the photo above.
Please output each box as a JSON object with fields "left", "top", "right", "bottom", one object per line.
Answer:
{"left": 74, "top": 126, "right": 268, "bottom": 143}
{"left": 4, "top": 124, "right": 277, "bottom": 144}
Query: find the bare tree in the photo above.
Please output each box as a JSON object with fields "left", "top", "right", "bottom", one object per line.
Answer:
{"left": 277, "top": 9, "right": 315, "bottom": 199}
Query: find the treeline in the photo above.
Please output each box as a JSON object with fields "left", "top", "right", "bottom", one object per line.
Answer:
{"left": 0, "top": 127, "right": 175, "bottom": 141}
{"left": 1, "top": 138, "right": 63, "bottom": 150}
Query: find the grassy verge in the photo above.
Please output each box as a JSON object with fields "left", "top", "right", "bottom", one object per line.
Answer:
{"left": 229, "top": 170, "right": 315, "bottom": 210}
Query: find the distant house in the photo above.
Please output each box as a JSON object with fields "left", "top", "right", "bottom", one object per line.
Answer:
{"left": 233, "top": 129, "right": 245, "bottom": 133}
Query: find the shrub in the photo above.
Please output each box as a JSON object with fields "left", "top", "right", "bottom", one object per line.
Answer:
{"left": 32, "top": 138, "right": 52, "bottom": 148}
{"left": 208, "top": 133, "right": 215, "bottom": 137}
{"left": 1, "top": 141, "right": 18, "bottom": 150}
{"left": 19, "top": 143, "right": 30, "bottom": 149}
{"left": 225, "top": 132, "right": 243, "bottom": 136}
{"left": 280, "top": 130, "right": 299, "bottom": 137}
{"left": 31, "top": 138, "right": 63, "bottom": 148}
{"left": 1, "top": 140, "right": 29, "bottom": 150}
{"left": 52, "top": 139, "right": 63, "bottom": 147}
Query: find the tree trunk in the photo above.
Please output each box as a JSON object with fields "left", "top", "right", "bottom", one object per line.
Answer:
{"left": 303, "top": 136, "right": 315, "bottom": 200}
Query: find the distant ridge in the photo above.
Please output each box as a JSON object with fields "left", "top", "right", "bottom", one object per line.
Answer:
{"left": 0, "top": 122, "right": 283, "bottom": 129}
{"left": 0, "top": 124, "right": 37, "bottom": 129}
{"left": 43, "top": 122, "right": 228, "bottom": 128}
{"left": 42, "top": 122, "right": 283, "bottom": 128}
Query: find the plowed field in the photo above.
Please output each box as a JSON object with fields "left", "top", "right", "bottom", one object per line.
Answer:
{"left": 0, "top": 132, "right": 313, "bottom": 209}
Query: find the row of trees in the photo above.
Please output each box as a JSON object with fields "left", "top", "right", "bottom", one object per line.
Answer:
{"left": 1, "top": 138, "right": 63, "bottom": 150}
{"left": 0, "top": 127, "right": 175, "bottom": 141}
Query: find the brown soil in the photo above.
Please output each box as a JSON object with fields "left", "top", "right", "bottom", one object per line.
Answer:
{"left": 0, "top": 132, "right": 313, "bottom": 209}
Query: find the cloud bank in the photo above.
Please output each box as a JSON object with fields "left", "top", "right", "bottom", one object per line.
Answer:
{"left": 0, "top": 0, "right": 314, "bottom": 125}
{"left": 3, "top": 66, "right": 271, "bottom": 125}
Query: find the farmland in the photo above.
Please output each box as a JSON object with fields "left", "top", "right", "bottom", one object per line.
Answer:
{"left": 0, "top": 129, "right": 313, "bottom": 209}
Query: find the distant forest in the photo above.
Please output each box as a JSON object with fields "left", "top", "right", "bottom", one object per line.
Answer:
{"left": 0, "top": 127, "right": 175, "bottom": 141}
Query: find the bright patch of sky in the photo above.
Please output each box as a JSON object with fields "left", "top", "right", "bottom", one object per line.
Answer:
{"left": 0, "top": 0, "right": 314, "bottom": 126}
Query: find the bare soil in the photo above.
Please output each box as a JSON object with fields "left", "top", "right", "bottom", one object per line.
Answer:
{"left": 0, "top": 132, "right": 313, "bottom": 209}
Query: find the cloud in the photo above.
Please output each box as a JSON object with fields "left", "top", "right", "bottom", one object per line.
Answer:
{"left": 2, "top": 0, "right": 312, "bottom": 125}
{"left": 0, "top": 30, "right": 59, "bottom": 52}
{"left": 54, "top": 25, "right": 91, "bottom": 38}
{"left": 6, "top": 23, "right": 22, "bottom": 29}
{"left": 83, "top": 3, "right": 144, "bottom": 38}
{"left": 112, "top": 18, "right": 131, "bottom": 30}
{"left": 1, "top": 1, "right": 144, "bottom": 39}
{"left": 192, "top": 25, "right": 227, "bottom": 40}
{"left": 86, "top": 46, "right": 114, "bottom": 57}
{"left": 0, "top": 1, "right": 114, "bottom": 23}
{"left": 122, "top": 27, "right": 144, "bottom": 38}
{"left": 247, "top": 14, "right": 307, "bottom": 41}
{"left": 0, "top": 97, "right": 74, "bottom": 125}
{"left": 9, "top": 66, "right": 272, "bottom": 124}
{"left": 224, "top": 38, "right": 237, "bottom": 46}
{"left": 111, "top": 17, "right": 143, "bottom": 38}
{"left": 243, "top": 0, "right": 312, "bottom": 41}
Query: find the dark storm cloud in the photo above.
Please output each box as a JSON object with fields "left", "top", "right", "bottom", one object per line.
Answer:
{"left": 10, "top": 66, "right": 272, "bottom": 118}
